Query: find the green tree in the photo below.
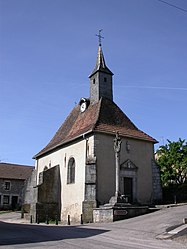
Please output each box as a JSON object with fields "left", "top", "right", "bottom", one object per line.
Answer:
{"left": 156, "top": 138, "right": 187, "bottom": 186}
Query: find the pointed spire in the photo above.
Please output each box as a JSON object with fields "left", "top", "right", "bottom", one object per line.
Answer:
{"left": 89, "top": 44, "right": 113, "bottom": 77}
{"left": 95, "top": 45, "right": 108, "bottom": 70}
{"left": 89, "top": 30, "right": 113, "bottom": 77}
{"left": 89, "top": 31, "right": 114, "bottom": 104}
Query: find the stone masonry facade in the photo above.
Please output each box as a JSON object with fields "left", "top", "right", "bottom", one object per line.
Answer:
{"left": 0, "top": 179, "right": 25, "bottom": 210}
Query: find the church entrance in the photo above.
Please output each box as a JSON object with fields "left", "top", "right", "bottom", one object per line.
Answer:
{"left": 123, "top": 177, "right": 133, "bottom": 203}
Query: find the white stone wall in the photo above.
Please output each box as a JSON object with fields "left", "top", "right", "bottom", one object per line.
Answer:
{"left": 36, "top": 135, "right": 95, "bottom": 223}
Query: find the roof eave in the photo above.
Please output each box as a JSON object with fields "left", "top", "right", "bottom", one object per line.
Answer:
{"left": 33, "top": 129, "right": 94, "bottom": 159}
{"left": 89, "top": 68, "right": 114, "bottom": 78}
{"left": 93, "top": 130, "right": 158, "bottom": 143}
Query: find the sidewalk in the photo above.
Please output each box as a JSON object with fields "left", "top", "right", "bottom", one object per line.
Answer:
{"left": 0, "top": 211, "right": 29, "bottom": 224}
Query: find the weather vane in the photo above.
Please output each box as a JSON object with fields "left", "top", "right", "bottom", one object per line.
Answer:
{"left": 96, "top": 29, "right": 104, "bottom": 46}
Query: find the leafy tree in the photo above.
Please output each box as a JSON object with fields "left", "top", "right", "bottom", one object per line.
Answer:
{"left": 156, "top": 138, "right": 187, "bottom": 186}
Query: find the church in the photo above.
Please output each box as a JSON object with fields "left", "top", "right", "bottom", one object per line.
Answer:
{"left": 25, "top": 38, "right": 162, "bottom": 223}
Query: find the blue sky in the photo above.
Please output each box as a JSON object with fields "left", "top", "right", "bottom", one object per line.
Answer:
{"left": 0, "top": 0, "right": 187, "bottom": 166}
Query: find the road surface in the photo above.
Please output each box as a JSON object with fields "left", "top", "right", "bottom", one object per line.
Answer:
{"left": 0, "top": 205, "right": 186, "bottom": 249}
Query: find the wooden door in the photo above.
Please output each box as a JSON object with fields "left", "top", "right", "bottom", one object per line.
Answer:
{"left": 124, "top": 177, "right": 133, "bottom": 203}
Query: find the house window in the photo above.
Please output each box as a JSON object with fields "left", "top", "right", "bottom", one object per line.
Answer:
{"left": 93, "top": 78, "right": 95, "bottom": 84}
{"left": 67, "top": 157, "right": 75, "bottom": 184}
{"left": 104, "top": 77, "right": 107, "bottom": 82}
{"left": 3, "top": 195, "right": 10, "bottom": 204}
{"left": 4, "top": 181, "right": 11, "bottom": 190}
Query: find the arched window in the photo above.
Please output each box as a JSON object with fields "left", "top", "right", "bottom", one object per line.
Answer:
{"left": 67, "top": 157, "right": 75, "bottom": 184}
{"left": 44, "top": 166, "right": 48, "bottom": 171}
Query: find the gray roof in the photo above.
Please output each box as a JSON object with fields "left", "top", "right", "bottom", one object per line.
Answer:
{"left": 89, "top": 45, "right": 113, "bottom": 77}
{"left": 0, "top": 163, "right": 34, "bottom": 180}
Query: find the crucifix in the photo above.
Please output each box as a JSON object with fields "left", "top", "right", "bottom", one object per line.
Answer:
{"left": 114, "top": 132, "right": 122, "bottom": 197}
{"left": 96, "top": 29, "right": 104, "bottom": 46}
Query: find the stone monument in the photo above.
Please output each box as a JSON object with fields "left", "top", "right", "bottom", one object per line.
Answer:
{"left": 108, "top": 132, "right": 125, "bottom": 205}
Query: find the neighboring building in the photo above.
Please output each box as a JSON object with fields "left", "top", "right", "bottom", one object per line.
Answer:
{"left": 0, "top": 163, "right": 34, "bottom": 210}
{"left": 26, "top": 42, "right": 162, "bottom": 223}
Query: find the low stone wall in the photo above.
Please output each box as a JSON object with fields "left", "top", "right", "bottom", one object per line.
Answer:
{"left": 93, "top": 205, "right": 149, "bottom": 223}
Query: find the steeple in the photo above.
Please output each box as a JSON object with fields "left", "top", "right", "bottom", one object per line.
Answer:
{"left": 89, "top": 32, "right": 113, "bottom": 105}
{"left": 89, "top": 45, "right": 113, "bottom": 77}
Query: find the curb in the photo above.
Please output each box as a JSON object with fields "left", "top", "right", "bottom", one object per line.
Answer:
{"left": 157, "top": 224, "right": 187, "bottom": 240}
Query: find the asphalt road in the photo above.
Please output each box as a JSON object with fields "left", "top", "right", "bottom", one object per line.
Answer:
{"left": 0, "top": 205, "right": 187, "bottom": 249}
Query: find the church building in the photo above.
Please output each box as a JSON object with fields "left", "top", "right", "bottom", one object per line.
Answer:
{"left": 26, "top": 39, "right": 162, "bottom": 223}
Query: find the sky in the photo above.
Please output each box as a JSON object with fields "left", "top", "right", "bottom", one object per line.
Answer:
{"left": 0, "top": 0, "right": 187, "bottom": 166}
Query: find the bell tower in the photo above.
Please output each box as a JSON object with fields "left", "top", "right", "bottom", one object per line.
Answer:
{"left": 89, "top": 30, "right": 113, "bottom": 105}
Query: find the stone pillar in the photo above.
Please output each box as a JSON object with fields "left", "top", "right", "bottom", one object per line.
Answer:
{"left": 82, "top": 156, "right": 97, "bottom": 223}
{"left": 114, "top": 132, "right": 122, "bottom": 197}
{"left": 109, "top": 132, "right": 122, "bottom": 205}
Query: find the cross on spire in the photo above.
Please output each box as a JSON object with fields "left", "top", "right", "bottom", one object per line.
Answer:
{"left": 96, "top": 29, "right": 104, "bottom": 46}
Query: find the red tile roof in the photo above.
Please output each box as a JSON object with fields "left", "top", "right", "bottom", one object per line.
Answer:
{"left": 34, "top": 98, "right": 157, "bottom": 158}
{"left": 0, "top": 163, "right": 34, "bottom": 180}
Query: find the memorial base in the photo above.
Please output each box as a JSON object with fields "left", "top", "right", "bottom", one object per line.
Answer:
{"left": 93, "top": 195, "right": 149, "bottom": 223}
{"left": 93, "top": 205, "right": 149, "bottom": 223}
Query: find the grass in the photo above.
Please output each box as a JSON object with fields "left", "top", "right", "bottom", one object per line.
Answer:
{"left": 0, "top": 210, "right": 12, "bottom": 215}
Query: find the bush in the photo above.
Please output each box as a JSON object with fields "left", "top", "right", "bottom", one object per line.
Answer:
{"left": 162, "top": 183, "right": 187, "bottom": 204}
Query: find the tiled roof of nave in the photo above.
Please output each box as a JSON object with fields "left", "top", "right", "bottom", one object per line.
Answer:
{"left": 34, "top": 98, "right": 157, "bottom": 158}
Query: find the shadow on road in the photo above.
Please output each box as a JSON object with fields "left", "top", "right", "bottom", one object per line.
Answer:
{"left": 0, "top": 221, "right": 109, "bottom": 246}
